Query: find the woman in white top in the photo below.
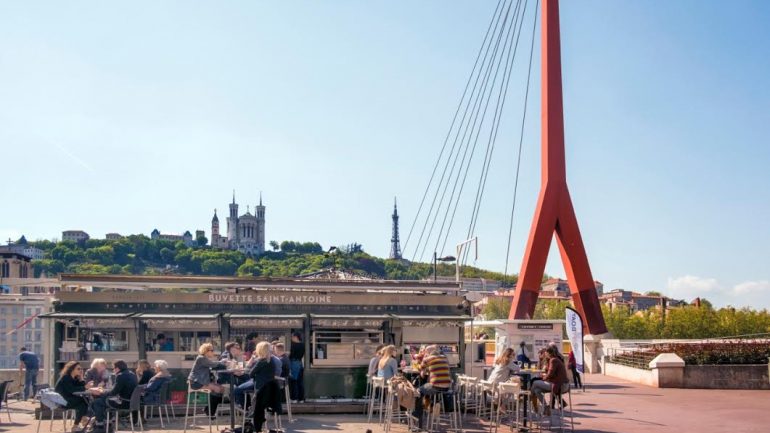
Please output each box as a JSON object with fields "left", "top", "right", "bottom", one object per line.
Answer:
{"left": 376, "top": 345, "right": 398, "bottom": 380}
{"left": 487, "top": 348, "right": 520, "bottom": 384}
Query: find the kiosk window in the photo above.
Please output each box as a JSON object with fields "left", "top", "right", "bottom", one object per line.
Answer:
{"left": 179, "top": 331, "right": 220, "bottom": 352}
{"left": 312, "top": 329, "right": 382, "bottom": 366}
{"left": 84, "top": 329, "right": 129, "bottom": 352}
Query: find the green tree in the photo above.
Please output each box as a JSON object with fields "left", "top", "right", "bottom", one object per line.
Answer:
{"left": 201, "top": 258, "right": 238, "bottom": 275}
{"left": 196, "top": 236, "right": 208, "bottom": 247}
{"left": 482, "top": 297, "right": 512, "bottom": 320}
{"left": 269, "top": 241, "right": 279, "bottom": 251}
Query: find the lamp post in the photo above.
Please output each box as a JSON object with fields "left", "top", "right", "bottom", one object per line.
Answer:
{"left": 433, "top": 252, "right": 456, "bottom": 283}
{"left": 455, "top": 237, "right": 478, "bottom": 283}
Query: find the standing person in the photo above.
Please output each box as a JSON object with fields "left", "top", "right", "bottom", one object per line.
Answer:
{"left": 567, "top": 350, "right": 582, "bottom": 388}
{"left": 188, "top": 343, "right": 227, "bottom": 418}
{"left": 412, "top": 345, "right": 452, "bottom": 430}
{"left": 487, "top": 348, "right": 521, "bottom": 385}
{"left": 55, "top": 361, "right": 89, "bottom": 432}
{"left": 516, "top": 341, "right": 533, "bottom": 368}
{"left": 288, "top": 331, "right": 305, "bottom": 402}
{"left": 376, "top": 345, "right": 398, "bottom": 380}
{"left": 368, "top": 345, "right": 385, "bottom": 378}
{"left": 18, "top": 347, "right": 39, "bottom": 400}
{"left": 136, "top": 359, "right": 154, "bottom": 385}
{"left": 90, "top": 360, "right": 138, "bottom": 432}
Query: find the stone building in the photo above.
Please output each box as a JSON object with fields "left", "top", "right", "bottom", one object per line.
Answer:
{"left": 0, "top": 236, "right": 44, "bottom": 260}
{"left": 150, "top": 229, "right": 194, "bottom": 247}
{"left": 210, "top": 192, "right": 265, "bottom": 255}
{"left": 62, "top": 230, "right": 89, "bottom": 243}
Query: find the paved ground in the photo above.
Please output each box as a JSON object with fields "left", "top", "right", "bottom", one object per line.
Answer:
{"left": 2, "top": 374, "right": 769, "bottom": 433}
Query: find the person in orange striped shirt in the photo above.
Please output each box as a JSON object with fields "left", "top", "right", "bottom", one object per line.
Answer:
{"left": 412, "top": 345, "right": 453, "bottom": 429}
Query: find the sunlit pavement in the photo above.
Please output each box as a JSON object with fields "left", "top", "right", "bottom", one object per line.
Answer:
{"left": 2, "top": 374, "right": 769, "bottom": 433}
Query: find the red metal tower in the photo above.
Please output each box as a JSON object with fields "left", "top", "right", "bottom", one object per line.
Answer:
{"left": 508, "top": 0, "right": 608, "bottom": 335}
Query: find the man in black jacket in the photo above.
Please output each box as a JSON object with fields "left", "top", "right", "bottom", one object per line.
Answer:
{"left": 91, "top": 360, "right": 138, "bottom": 431}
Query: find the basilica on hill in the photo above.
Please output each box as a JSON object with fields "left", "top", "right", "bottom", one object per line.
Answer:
{"left": 210, "top": 192, "right": 265, "bottom": 255}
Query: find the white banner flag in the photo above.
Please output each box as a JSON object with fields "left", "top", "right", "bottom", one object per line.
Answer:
{"left": 565, "top": 307, "right": 584, "bottom": 373}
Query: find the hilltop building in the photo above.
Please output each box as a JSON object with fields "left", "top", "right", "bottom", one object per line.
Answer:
{"left": 210, "top": 192, "right": 265, "bottom": 255}
{"left": 105, "top": 233, "right": 123, "bottom": 241}
{"left": 150, "top": 229, "right": 195, "bottom": 247}
{"left": 62, "top": 230, "right": 89, "bottom": 243}
{"left": 1, "top": 236, "right": 44, "bottom": 260}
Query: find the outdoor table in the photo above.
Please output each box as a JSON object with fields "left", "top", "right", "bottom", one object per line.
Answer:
{"left": 513, "top": 371, "right": 534, "bottom": 431}
{"left": 72, "top": 391, "right": 95, "bottom": 427}
{"left": 216, "top": 369, "right": 244, "bottom": 430}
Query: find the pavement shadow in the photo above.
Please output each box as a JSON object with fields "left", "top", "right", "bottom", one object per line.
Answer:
{"left": 585, "top": 384, "right": 630, "bottom": 390}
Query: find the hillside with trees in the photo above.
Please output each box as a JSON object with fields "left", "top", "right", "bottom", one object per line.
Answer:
{"left": 481, "top": 297, "right": 770, "bottom": 339}
{"left": 29, "top": 236, "right": 514, "bottom": 283}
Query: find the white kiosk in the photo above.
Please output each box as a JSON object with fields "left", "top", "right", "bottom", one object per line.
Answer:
{"left": 465, "top": 319, "right": 565, "bottom": 378}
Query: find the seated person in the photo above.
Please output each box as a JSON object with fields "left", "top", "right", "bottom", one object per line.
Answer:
{"left": 54, "top": 361, "right": 89, "bottom": 433}
{"left": 84, "top": 358, "right": 109, "bottom": 388}
{"left": 143, "top": 360, "right": 172, "bottom": 405}
{"left": 234, "top": 341, "right": 274, "bottom": 408}
{"left": 488, "top": 348, "right": 521, "bottom": 385}
{"left": 249, "top": 342, "right": 278, "bottom": 431}
{"left": 367, "top": 345, "right": 385, "bottom": 378}
{"left": 188, "top": 343, "right": 227, "bottom": 418}
{"left": 218, "top": 341, "right": 247, "bottom": 386}
{"left": 412, "top": 345, "right": 452, "bottom": 430}
{"left": 376, "top": 345, "right": 398, "bottom": 380}
{"left": 274, "top": 343, "right": 290, "bottom": 379}
{"left": 90, "top": 360, "right": 138, "bottom": 432}
{"left": 136, "top": 359, "right": 154, "bottom": 385}
{"left": 531, "top": 346, "right": 569, "bottom": 415}
{"left": 269, "top": 341, "right": 282, "bottom": 377}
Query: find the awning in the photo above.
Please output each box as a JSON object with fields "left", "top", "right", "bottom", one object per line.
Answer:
{"left": 393, "top": 315, "right": 472, "bottom": 321}
{"left": 311, "top": 314, "right": 391, "bottom": 328}
{"left": 134, "top": 314, "right": 219, "bottom": 320}
{"left": 227, "top": 314, "right": 305, "bottom": 328}
{"left": 134, "top": 313, "right": 219, "bottom": 329}
{"left": 396, "top": 315, "right": 471, "bottom": 328}
{"left": 39, "top": 313, "right": 134, "bottom": 319}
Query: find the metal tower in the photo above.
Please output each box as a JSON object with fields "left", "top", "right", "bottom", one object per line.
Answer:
{"left": 390, "top": 198, "right": 402, "bottom": 260}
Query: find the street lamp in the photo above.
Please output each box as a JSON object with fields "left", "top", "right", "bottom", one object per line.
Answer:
{"left": 433, "top": 252, "right": 456, "bottom": 283}
{"left": 455, "top": 237, "right": 478, "bottom": 283}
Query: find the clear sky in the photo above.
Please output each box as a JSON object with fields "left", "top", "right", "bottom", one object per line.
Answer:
{"left": 1, "top": 1, "right": 769, "bottom": 309}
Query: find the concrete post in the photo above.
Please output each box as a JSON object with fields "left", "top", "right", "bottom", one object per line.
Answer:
{"left": 583, "top": 334, "right": 606, "bottom": 373}
{"left": 649, "top": 353, "right": 685, "bottom": 388}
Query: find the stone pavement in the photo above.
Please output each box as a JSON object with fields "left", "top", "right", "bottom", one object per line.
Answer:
{"left": 2, "top": 373, "right": 769, "bottom": 433}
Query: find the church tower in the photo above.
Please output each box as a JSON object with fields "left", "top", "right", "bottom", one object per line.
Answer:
{"left": 255, "top": 192, "right": 266, "bottom": 254}
{"left": 228, "top": 190, "right": 239, "bottom": 244}
{"left": 390, "top": 197, "right": 402, "bottom": 260}
{"left": 211, "top": 209, "right": 220, "bottom": 247}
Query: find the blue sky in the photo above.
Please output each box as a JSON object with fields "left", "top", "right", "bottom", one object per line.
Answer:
{"left": 1, "top": 1, "right": 769, "bottom": 309}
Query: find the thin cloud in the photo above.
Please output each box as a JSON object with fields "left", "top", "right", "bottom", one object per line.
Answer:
{"left": 666, "top": 275, "right": 770, "bottom": 310}
{"left": 51, "top": 140, "right": 94, "bottom": 172}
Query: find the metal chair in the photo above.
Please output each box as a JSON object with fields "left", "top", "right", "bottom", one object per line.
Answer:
{"left": 0, "top": 380, "right": 12, "bottom": 422}
{"left": 184, "top": 381, "right": 213, "bottom": 433}
{"left": 35, "top": 405, "right": 74, "bottom": 433}
{"left": 367, "top": 376, "right": 387, "bottom": 424}
{"left": 547, "top": 384, "right": 573, "bottom": 432}
{"left": 106, "top": 384, "right": 146, "bottom": 433}
{"left": 426, "top": 389, "right": 461, "bottom": 433}
{"left": 142, "top": 381, "right": 171, "bottom": 428}
{"left": 383, "top": 380, "right": 413, "bottom": 433}
{"left": 491, "top": 382, "right": 524, "bottom": 433}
